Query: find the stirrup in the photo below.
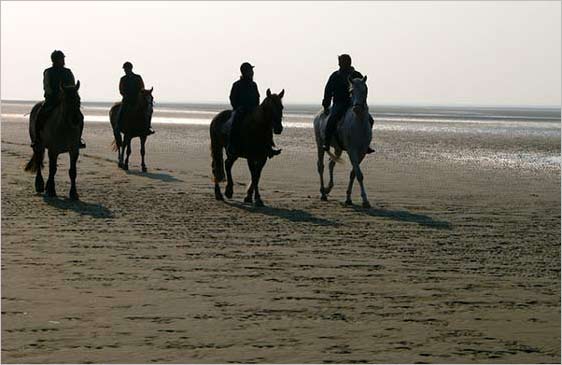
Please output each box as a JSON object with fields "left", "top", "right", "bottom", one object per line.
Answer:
{"left": 268, "top": 148, "right": 282, "bottom": 159}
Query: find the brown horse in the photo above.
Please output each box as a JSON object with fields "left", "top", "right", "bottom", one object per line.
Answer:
{"left": 210, "top": 89, "right": 285, "bottom": 207}
{"left": 25, "top": 81, "right": 83, "bottom": 200}
{"left": 109, "top": 88, "right": 154, "bottom": 171}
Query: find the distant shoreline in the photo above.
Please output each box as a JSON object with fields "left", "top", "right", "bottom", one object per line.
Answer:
{"left": 2, "top": 99, "right": 560, "bottom": 112}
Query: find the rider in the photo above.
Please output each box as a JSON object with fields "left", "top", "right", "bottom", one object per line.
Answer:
{"left": 322, "top": 54, "right": 374, "bottom": 154}
{"left": 228, "top": 62, "right": 281, "bottom": 158}
{"left": 115, "top": 61, "right": 154, "bottom": 135}
{"left": 33, "top": 50, "right": 85, "bottom": 149}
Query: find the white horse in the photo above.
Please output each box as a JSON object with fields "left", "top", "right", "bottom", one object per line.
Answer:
{"left": 313, "top": 75, "right": 373, "bottom": 208}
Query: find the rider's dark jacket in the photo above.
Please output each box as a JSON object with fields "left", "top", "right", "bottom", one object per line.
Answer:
{"left": 43, "top": 66, "right": 75, "bottom": 105}
{"left": 322, "top": 66, "right": 363, "bottom": 109}
{"left": 119, "top": 73, "right": 145, "bottom": 104}
{"left": 230, "top": 77, "right": 260, "bottom": 111}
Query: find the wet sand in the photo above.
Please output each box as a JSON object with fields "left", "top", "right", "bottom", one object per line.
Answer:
{"left": 1, "top": 111, "right": 560, "bottom": 363}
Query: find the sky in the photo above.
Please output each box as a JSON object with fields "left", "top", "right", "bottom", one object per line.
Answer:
{"left": 1, "top": 1, "right": 560, "bottom": 106}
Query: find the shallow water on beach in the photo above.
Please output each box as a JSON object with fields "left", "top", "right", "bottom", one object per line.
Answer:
{"left": 2, "top": 101, "right": 560, "bottom": 172}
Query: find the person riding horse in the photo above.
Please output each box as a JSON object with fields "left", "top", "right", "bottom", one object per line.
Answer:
{"left": 322, "top": 54, "right": 374, "bottom": 154}
{"left": 33, "top": 50, "right": 85, "bottom": 149}
{"left": 228, "top": 62, "right": 281, "bottom": 158}
{"left": 115, "top": 61, "right": 155, "bottom": 135}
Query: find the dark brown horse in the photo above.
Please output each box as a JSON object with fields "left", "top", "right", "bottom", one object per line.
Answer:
{"left": 25, "top": 81, "right": 83, "bottom": 200}
{"left": 210, "top": 89, "right": 285, "bottom": 207}
{"left": 109, "top": 88, "right": 154, "bottom": 171}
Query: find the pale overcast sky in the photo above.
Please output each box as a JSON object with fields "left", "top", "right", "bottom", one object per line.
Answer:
{"left": 1, "top": 1, "right": 560, "bottom": 106}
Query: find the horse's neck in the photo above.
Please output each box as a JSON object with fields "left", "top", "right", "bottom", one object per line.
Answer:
{"left": 252, "top": 104, "right": 272, "bottom": 131}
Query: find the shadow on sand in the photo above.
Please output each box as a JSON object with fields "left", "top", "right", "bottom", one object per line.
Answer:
{"left": 352, "top": 205, "right": 452, "bottom": 229}
{"left": 125, "top": 169, "right": 183, "bottom": 183}
{"left": 43, "top": 196, "right": 114, "bottom": 219}
{"left": 226, "top": 200, "right": 340, "bottom": 227}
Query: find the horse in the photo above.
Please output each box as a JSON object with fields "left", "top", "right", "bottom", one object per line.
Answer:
{"left": 25, "top": 81, "right": 84, "bottom": 200}
{"left": 109, "top": 87, "right": 154, "bottom": 172}
{"left": 313, "top": 75, "right": 373, "bottom": 208}
{"left": 210, "top": 88, "right": 285, "bottom": 207}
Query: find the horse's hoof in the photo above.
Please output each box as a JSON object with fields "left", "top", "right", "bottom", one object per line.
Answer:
{"left": 320, "top": 195, "right": 328, "bottom": 201}
{"left": 345, "top": 199, "right": 353, "bottom": 206}
{"left": 123, "top": 164, "right": 129, "bottom": 171}
{"left": 254, "top": 199, "right": 264, "bottom": 207}
{"left": 362, "top": 201, "right": 371, "bottom": 209}
{"left": 215, "top": 193, "right": 224, "bottom": 201}
{"left": 225, "top": 186, "right": 233, "bottom": 199}
{"left": 244, "top": 196, "right": 253, "bottom": 204}
{"left": 69, "top": 192, "right": 79, "bottom": 201}
{"left": 45, "top": 190, "right": 57, "bottom": 198}
{"left": 141, "top": 166, "right": 147, "bottom": 173}
{"left": 35, "top": 183, "right": 45, "bottom": 194}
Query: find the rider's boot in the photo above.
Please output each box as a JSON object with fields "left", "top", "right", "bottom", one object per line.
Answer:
{"left": 267, "top": 146, "right": 282, "bottom": 159}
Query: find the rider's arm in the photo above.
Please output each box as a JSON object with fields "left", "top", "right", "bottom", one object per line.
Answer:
{"left": 43, "top": 70, "right": 52, "bottom": 96}
{"left": 138, "top": 75, "right": 145, "bottom": 90}
{"left": 252, "top": 82, "right": 260, "bottom": 106}
{"left": 229, "top": 82, "right": 239, "bottom": 109}
{"left": 66, "top": 69, "right": 76, "bottom": 86}
{"left": 322, "top": 73, "right": 335, "bottom": 109}
{"left": 119, "top": 77, "right": 125, "bottom": 97}
{"left": 351, "top": 70, "right": 363, "bottom": 81}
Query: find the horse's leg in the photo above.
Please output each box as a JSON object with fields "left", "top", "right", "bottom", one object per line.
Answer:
{"left": 69, "top": 149, "right": 79, "bottom": 200}
{"left": 224, "top": 156, "right": 237, "bottom": 199}
{"left": 244, "top": 160, "right": 255, "bottom": 204}
{"left": 252, "top": 158, "right": 267, "bottom": 207}
{"left": 45, "top": 150, "right": 58, "bottom": 197}
{"left": 118, "top": 134, "right": 125, "bottom": 168}
{"left": 326, "top": 148, "right": 341, "bottom": 196}
{"left": 317, "top": 147, "right": 327, "bottom": 201}
{"left": 345, "top": 169, "right": 355, "bottom": 206}
{"left": 124, "top": 136, "right": 131, "bottom": 170}
{"left": 140, "top": 136, "right": 147, "bottom": 172}
{"left": 349, "top": 152, "right": 370, "bottom": 208}
{"left": 35, "top": 149, "right": 45, "bottom": 193}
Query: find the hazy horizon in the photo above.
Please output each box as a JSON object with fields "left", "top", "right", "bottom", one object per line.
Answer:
{"left": 1, "top": 1, "right": 560, "bottom": 107}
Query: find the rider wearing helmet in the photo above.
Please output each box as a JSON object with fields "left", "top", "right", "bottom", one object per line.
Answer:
{"left": 228, "top": 62, "right": 281, "bottom": 158}
{"left": 322, "top": 54, "right": 374, "bottom": 153}
{"left": 33, "top": 50, "right": 85, "bottom": 149}
{"left": 115, "top": 61, "right": 154, "bottom": 135}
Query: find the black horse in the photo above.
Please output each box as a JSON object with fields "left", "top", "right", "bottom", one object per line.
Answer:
{"left": 25, "top": 81, "right": 84, "bottom": 200}
{"left": 210, "top": 89, "right": 285, "bottom": 207}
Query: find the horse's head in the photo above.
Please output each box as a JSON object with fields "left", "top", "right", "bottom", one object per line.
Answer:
{"left": 264, "top": 88, "right": 285, "bottom": 134}
{"left": 349, "top": 75, "right": 368, "bottom": 114}
{"left": 140, "top": 87, "right": 154, "bottom": 121}
{"left": 60, "top": 80, "right": 81, "bottom": 111}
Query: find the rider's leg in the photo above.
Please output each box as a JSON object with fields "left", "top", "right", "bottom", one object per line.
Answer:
{"left": 227, "top": 109, "right": 244, "bottom": 156}
{"left": 32, "top": 99, "right": 56, "bottom": 148}
{"left": 323, "top": 103, "right": 347, "bottom": 151}
{"left": 116, "top": 101, "right": 130, "bottom": 133}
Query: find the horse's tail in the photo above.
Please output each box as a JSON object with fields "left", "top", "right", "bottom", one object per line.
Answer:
{"left": 210, "top": 111, "right": 231, "bottom": 183}
{"left": 24, "top": 148, "right": 45, "bottom": 173}
{"left": 109, "top": 103, "right": 122, "bottom": 151}
{"left": 210, "top": 125, "right": 225, "bottom": 183}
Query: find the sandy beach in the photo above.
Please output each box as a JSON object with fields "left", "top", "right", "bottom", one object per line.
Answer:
{"left": 1, "top": 103, "right": 560, "bottom": 363}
